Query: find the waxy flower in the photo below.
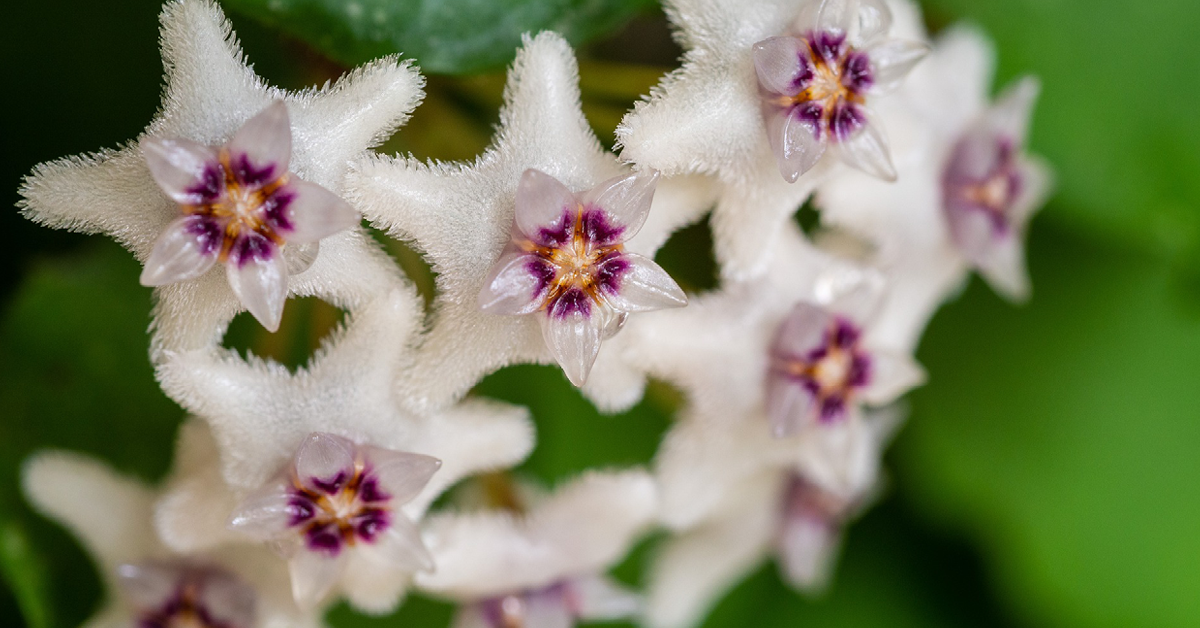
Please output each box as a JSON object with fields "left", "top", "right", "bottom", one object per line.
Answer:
{"left": 417, "top": 471, "right": 657, "bottom": 628}
{"left": 21, "top": 451, "right": 318, "bottom": 628}
{"left": 766, "top": 294, "right": 924, "bottom": 436}
{"left": 942, "top": 77, "right": 1050, "bottom": 300}
{"left": 19, "top": 0, "right": 423, "bottom": 352}
{"left": 230, "top": 433, "right": 440, "bottom": 605}
{"left": 479, "top": 168, "right": 687, "bottom": 386}
{"left": 753, "top": 0, "right": 929, "bottom": 182}
{"left": 140, "top": 101, "right": 360, "bottom": 331}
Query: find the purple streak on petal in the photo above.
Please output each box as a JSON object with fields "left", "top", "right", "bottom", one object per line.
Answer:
{"left": 358, "top": 475, "right": 391, "bottom": 503}
{"left": 580, "top": 208, "right": 625, "bottom": 245}
{"left": 260, "top": 186, "right": 296, "bottom": 233}
{"left": 841, "top": 51, "right": 874, "bottom": 93}
{"left": 536, "top": 209, "right": 575, "bottom": 247}
{"left": 287, "top": 496, "right": 317, "bottom": 526}
{"left": 526, "top": 257, "right": 557, "bottom": 298}
{"left": 310, "top": 470, "right": 348, "bottom": 495}
{"left": 550, "top": 288, "right": 592, "bottom": 318}
{"left": 847, "top": 354, "right": 872, "bottom": 388}
{"left": 792, "top": 53, "right": 816, "bottom": 91}
{"left": 305, "top": 525, "right": 343, "bottom": 556}
{"left": 230, "top": 152, "right": 279, "bottom": 188}
{"left": 807, "top": 30, "right": 846, "bottom": 62}
{"left": 352, "top": 509, "right": 390, "bottom": 542}
{"left": 185, "top": 162, "right": 225, "bottom": 204}
{"left": 829, "top": 102, "right": 866, "bottom": 142}
{"left": 595, "top": 255, "right": 631, "bottom": 295}
{"left": 817, "top": 395, "right": 847, "bottom": 423}
{"left": 185, "top": 216, "right": 223, "bottom": 257}
{"left": 229, "top": 232, "right": 275, "bottom": 268}
{"left": 830, "top": 318, "right": 860, "bottom": 348}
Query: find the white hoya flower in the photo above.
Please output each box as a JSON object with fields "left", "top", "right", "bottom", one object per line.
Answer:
{"left": 151, "top": 290, "right": 535, "bottom": 612}
{"left": 21, "top": 450, "right": 320, "bottom": 628}
{"left": 616, "top": 0, "right": 928, "bottom": 278}
{"left": 415, "top": 471, "right": 658, "bottom": 628}
{"left": 645, "top": 408, "right": 900, "bottom": 628}
{"left": 347, "top": 31, "right": 716, "bottom": 412}
{"left": 817, "top": 25, "right": 1052, "bottom": 311}
{"left": 18, "top": 0, "right": 422, "bottom": 348}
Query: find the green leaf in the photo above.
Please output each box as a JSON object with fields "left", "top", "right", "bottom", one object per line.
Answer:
{"left": 223, "top": 0, "right": 656, "bottom": 75}
{"left": 0, "top": 522, "right": 51, "bottom": 628}
{"left": 921, "top": 0, "right": 1200, "bottom": 267}
{"left": 897, "top": 220, "right": 1200, "bottom": 628}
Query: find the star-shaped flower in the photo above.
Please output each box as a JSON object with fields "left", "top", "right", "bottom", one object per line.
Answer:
{"left": 18, "top": 0, "right": 422, "bottom": 350}
{"left": 616, "top": 0, "right": 929, "bottom": 278}
{"left": 414, "top": 471, "right": 658, "bottom": 628}
{"left": 347, "top": 32, "right": 715, "bottom": 412}
{"left": 21, "top": 450, "right": 318, "bottom": 628}
{"left": 152, "top": 289, "right": 535, "bottom": 612}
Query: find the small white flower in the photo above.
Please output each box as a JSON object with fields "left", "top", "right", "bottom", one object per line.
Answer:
{"left": 347, "top": 32, "right": 715, "bottom": 412}
{"left": 616, "top": 0, "right": 928, "bottom": 278}
{"left": 21, "top": 450, "right": 318, "bottom": 628}
{"left": 415, "top": 471, "right": 658, "bottom": 628}
{"left": 18, "top": 0, "right": 422, "bottom": 348}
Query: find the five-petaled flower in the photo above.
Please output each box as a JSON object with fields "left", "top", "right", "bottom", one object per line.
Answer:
{"left": 141, "top": 101, "right": 361, "bottom": 331}
{"left": 766, "top": 294, "right": 924, "bottom": 436}
{"left": 942, "top": 76, "right": 1050, "bottom": 301}
{"left": 117, "top": 561, "right": 257, "bottom": 628}
{"left": 479, "top": 168, "right": 687, "bottom": 386}
{"left": 229, "top": 433, "right": 441, "bottom": 605}
{"left": 754, "top": 0, "right": 929, "bottom": 182}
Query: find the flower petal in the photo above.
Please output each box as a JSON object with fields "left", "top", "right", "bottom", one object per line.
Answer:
{"left": 479, "top": 250, "right": 553, "bottom": 315}
{"left": 866, "top": 39, "right": 930, "bottom": 93}
{"left": 773, "top": 302, "right": 834, "bottom": 358}
{"left": 600, "top": 254, "right": 687, "bottom": 313}
{"left": 946, "top": 203, "right": 998, "bottom": 266}
{"left": 275, "top": 179, "right": 361, "bottom": 244}
{"left": 541, "top": 307, "right": 604, "bottom": 386}
{"left": 359, "top": 513, "right": 435, "bottom": 572}
{"left": 227, "top": 478, "right": 295, "bottom": 540}
{"left": 524, "top": 593, "right": 575, "bottom": 628}
{"left": 978, "top": 234, "right": 1032, "bottom": 302}
{"left": 989, "top": 75, "right": 1041, "bottom": 144}
{"left": 1011, "top": 155, "right": 1054, "bottom": 225}
{"left": 288, "top": 548, "right": 345, "bottom": 607}
{"left": 856, "top": 0, "right": 894, "bottom": 44}
{"left": 198, "top": 571, "right": 259, "bottom": 628}
{"left": 836, "top": 108, "right": 896, "bottom": 181}
{"left": 514, "top": 168, "right": 578, "bottom": 242}
{"left": 815, "top": 0, "right": 858, "bottom": 36}
{"left": 115, "top": 562, "right": 180, "bottom": 609}
{"left": 764, "top": 105, "right": 827, "bottom": 183}
{"left": 225, "top": 233, "right": 289, "bottom": 332}
{"left": 228, "top": 100, "right": 292, "bottom": 187}
{"left": 363, "top": 447, "right": 442, "bottom": 505}
{"left": 573, "top": 575, "right": 641, "bottom": 621}
{"left": 753, "top": 36, "right": 810, "bottom": 97}
{"left": 765, "top": 371, "right": 818, "bottom": 438}
{"left": 293, "top": 433, "right": 357, "bottom": 494}
{"left": 139, "top": 215, "right": 221, "bottom": 286}
{"left": 578, "top": 170, "right": 660, "bottom": 240}
{"left": 860, "top": 350, "right": 925, "bottom": 405}
{"left": 285, "top": 241, "right": 319, "bottom": 276}
{"left": 778, "top": 513, "right": 840, "bottom": 591}
{"left": 141, "top": 136, "right": 222, "bottom": 204}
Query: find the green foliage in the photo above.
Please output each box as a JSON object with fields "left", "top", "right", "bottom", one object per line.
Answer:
{"left": 0, "top": 523, "right": 51, "bottom": 628}
{"left": 223, "top": 0, "right": 656, "bottom": 74}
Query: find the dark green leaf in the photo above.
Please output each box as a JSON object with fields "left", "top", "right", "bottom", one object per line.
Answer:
{"left": 0, "top": 522, "right": 51, "bottom": 628}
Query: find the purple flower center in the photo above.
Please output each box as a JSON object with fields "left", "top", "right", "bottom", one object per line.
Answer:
{"left": 135, "top": 573, "right": 251, "bottom": 628}
{"left": 943, "top": 137, "right": 1024, "bottom": 236}
{"left": 763, "top": 30, "right": 875, "bottom": 142}
{"left": 775, "top": 317, "right": 872, "bottom": 423}
{"left": 287, "top": 463, "right": 394, "bottom": 556}
{"left": 524, "top": 207, "right": 632, "bottom": 320}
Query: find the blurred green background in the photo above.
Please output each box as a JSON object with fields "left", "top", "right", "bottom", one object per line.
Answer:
{"left": 2, "top": 0, "right": 1198, "bottom": 627}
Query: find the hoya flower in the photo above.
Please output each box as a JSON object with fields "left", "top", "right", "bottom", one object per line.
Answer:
{"left": 616, "top": 0, "right": 928, "bottom": 277}
{"left": 229, "top": 433, "right": 440, "bottom": 605}
{"left": 415, "top": 471, "right": 657, "bottom": 628}
{"left": 765, "top": 293, "right": 924, "bottom": 436}
{"left": 478, "top": 168, "right": 687, "bottom": 386}
{"left": 348, "top": 32, "right": 714, "bottom": 412}
{"left": 645, "top": 408, "right": 898, "bottom": 628}
{"left": 21, "top": 450, "right": 319, "bottom": 628}
{"left": 152, "top": 295, "right": 534, "bottom": 612}
{"left": 140, "top": 101, "right": 360, "bottom": 330}
{"left": 18, "top": 0, "right": 422, "bottom": 350}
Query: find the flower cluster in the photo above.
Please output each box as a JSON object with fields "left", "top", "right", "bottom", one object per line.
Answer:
{"left": 17, "top": 0, "right": 1049, "bottom": 626}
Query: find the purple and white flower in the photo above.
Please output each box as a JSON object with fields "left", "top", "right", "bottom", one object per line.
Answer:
{"left": 140, "top": 101, "right": 360, "bottom": 331}
{"left": 479, "top": 168, "right": 687, "bottom": 386}
{"left": 942, "top": 76, "right": 1050, "bottom": 300}
{"left": 117, "top": 561, "right": 257, "bottom": 628}
{"left": 775, "top": 475, "right": 859, "bottom": 590}
{"left": 229, "top": 433, "right": 441, "bottom": 605}
{"left": 753, "top": 0, "right": 929, "bottom": 182}
{"left": 455, "top": 577, "right": 640, "bottom": 628}
{"left": 766, "top": 295, "right": 924, "bottom": 436}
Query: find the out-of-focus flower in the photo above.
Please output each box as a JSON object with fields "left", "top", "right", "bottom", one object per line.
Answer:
{"left": 617, "top": 0, "right": 928, "bottom": 278}
{"left": 479, "top": 168, "right": 686, "bottom": 385}
{"left": 117, "top": 561, "right": 257, "bottom": 628}
{"left": 348, "top": 32, "right": 713, "bottom": 411}
{"left": 18, "top": 0, "right": 422, "bottom": 350}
